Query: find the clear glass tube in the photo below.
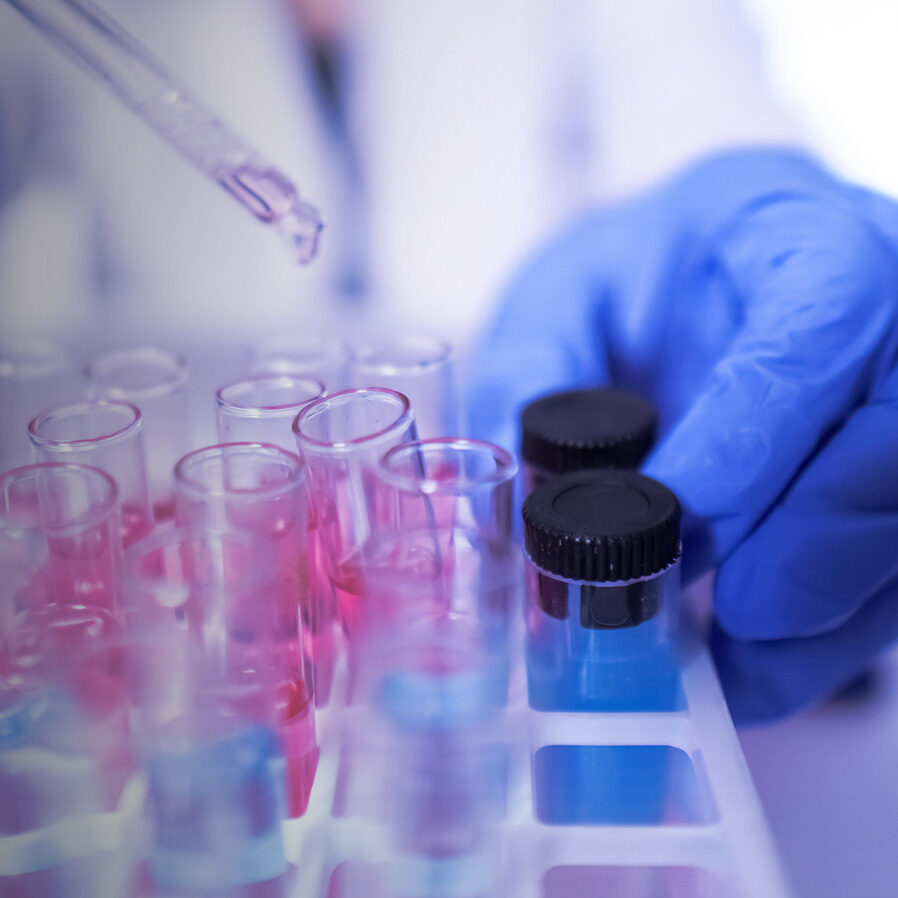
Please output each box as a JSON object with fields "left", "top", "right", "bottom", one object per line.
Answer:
{"left": 0, "top": 461, "right": 123, "bottom": 670}
{"left": 216, "top": 375, "right": 326, "bottom": 450}
{"left": 172, "top": 443, "right": 317, "bottom": 816}
{"left": 250, "top": 336, "right": 349, "bottom": 392}
{"left": 348, "top": 335, "right": 458, "bottom": 437}
{"left": 215, "top": 377, "right": 335, "bottom": 704}
{"left": 0, "top": 462, "right": 130, "bottom": 804}
{"left": 292, "top": 388, "right": 417, "bottom": 645}
{"left": 378, "top": 438, "right": 516, "bottom": 544}
{"left": 86, "top": 346, "right": 190, "bottom": 521}
{"left": 123, "top": 526, "right": 281, "bottom": 730}
{"left": 373, "top": 439, "right": 519, "bottom": 685}
{"left": 27, "top": 400, "right": 153, "bottom": 547}
{"left": 372, "top": 613, "right": 504, "bottom": 898}
{"left": 0, "top": 339, "right": 81, "bottom": 474}
{"left": 123, "top": 527, "right": 293, "bottom": 892}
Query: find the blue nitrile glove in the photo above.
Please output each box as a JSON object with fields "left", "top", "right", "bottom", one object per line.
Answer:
{"left": 468, "top": 148, "right": 898, "bottom": 724}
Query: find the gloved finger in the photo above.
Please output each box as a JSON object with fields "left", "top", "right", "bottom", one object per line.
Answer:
{"left": 714, "top": 360, "right": 898, "bottom": 639}
{"left": 645, "top": 197, "right": 898, "bottom": 569}
{"left": 711, "top": 579, "right": 898, "bottom": 725}
{"left": 465, "top": 214, "right": 620, "bottom": 451}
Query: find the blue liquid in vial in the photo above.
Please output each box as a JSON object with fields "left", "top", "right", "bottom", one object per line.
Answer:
{"left": 525, "top": 573, "right": 683, "bottom": 712}
{"left": 525, "top": 569, "right": 683, "bottom": 824}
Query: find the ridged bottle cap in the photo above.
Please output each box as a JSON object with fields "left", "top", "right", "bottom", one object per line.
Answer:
{"left": 520, "top": 388, "right": 657, "bottom": 475}
{"left": 523, "top": 469, "right": 680, "bottom": 582}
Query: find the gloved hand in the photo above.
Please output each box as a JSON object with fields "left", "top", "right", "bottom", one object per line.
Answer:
{"left": 468, "top": 148, "right": 898, "bottom": 724}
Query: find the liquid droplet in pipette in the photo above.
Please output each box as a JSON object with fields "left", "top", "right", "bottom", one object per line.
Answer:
{"left": 219, "top": 162, "right": 323, "bottom": 266}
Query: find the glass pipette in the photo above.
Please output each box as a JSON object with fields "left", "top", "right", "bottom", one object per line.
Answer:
{"left": 4, "top": 0, "right": 323, "bottom": 264}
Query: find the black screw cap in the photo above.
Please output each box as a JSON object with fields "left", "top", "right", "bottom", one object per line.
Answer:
{"left": 520, "top": 388, "right": 657, "bottom": 476}
{"left": 523, "top": 469, "right": 680, "bottom": 583}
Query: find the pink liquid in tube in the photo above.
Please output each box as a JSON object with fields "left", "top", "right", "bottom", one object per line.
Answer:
{"left": 0, "top": 463, "right": 133, "bottom": 805}
{"left": 277, "top": 675, "right": 320, "bottom": 818}
{"left": 293, "top": 388, "right": 419, "bottom": 665}
{"left": 172, "top": 447, "right": 319, "bottom": 816}
{"left": 27, "top": 400, "right": 154, "bottom": 549}
{"left": 215, "top": 378, "right": 339, "bottom": 706}
{"left": 219, "top": 162, "right": 323, "bottom": 266}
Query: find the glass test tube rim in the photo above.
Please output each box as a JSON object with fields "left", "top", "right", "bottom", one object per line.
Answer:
{"left": 379, "top": 437, "right": 518, "bottom": 495}
{"left": 86, "top": 346, "right": 189, "bottom": 402}
{"left": 292, "top": 386, "right": 414, "bottom": 453}
{"left": 250, "top": 335, "right": 350, "bottom": 373}
{"left": 216, "top": 374, "right": 326, "bottom": 420}
{"left": 349, "top": 334, "right": 453, "bottom": 376}
{"left": 0, "top": 461, "right": 119, "bottom": 535}
{"left": 0, "top": 339, "right": 75, "bottom": 380}
{"left": 28, "top": 399, "right": 144, "bottom": 452}
{"left": 173, "top": 441, "right": 305, "bottom": 502}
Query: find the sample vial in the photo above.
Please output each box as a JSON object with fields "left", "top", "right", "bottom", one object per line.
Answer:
{"left": 522, "top": 469, "right": 681, "bottom": 711}
{"left": 519, "top": 387, "right": 657, "bottom": 494}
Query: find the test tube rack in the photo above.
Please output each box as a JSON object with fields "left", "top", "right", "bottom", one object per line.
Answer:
{"left": 0, "top": 595, "right": 791, "bottom": 898}
{"left": 286, "top": 580, "right": 792, "bottom": 898}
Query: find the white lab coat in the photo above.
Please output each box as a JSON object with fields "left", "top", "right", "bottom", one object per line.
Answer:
{"left": 0, "top": 0, "right": 796, "bottom": 346}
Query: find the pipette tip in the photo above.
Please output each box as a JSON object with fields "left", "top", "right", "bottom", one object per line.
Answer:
{"left": 278, "top": 200, "right": 324, "bottom": 266}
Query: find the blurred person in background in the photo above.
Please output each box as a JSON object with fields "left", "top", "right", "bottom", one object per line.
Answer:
{"left": 0, "top": 0, "right": 796, "bottom": 343}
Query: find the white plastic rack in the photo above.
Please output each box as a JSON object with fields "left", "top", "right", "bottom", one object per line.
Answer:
{"left": 286, "top": 585, "right": 792, "bottom": 898}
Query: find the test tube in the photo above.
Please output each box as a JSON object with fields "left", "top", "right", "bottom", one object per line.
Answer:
{"left": 0, "top": 339, "right": 81, "bottom": 473}
{"left": 292, "top": 388, "right": 417, "bottom": 644}
{"left": 86, "top": 346, "right": 190, "bottom": 521}
{"left": 0, "top": 462, "right": 123, "bottom": 638}
{"left": 27, "top": 400, "right": 153, "bottom": 547}
{"left": 375, "top": 439, "right": 518, "bottom": 684}
{"left": 0, "top": 462, "right": 131, "bottom": 802}
{"left": 172, "top": 444, "right": 318, "bottom": 816}
{"left": 216, "top": 375, "right": 326, "bottom": 448}
{"left": 378, "top": 437, "right": 516, "bottom": 543}
{"left": 123, "top": 528, "right": 293, "bottom": 895}
{"left": 519, "top": 387, "right": 657, "bottom": 494}
{"left": 348, "top": 335, "right": 458, "bottom": 437}
{"left": 522, "top": 469, "right": 682, "bottom": 712}
{"left": 250, "top": 335, "right": 349, "bottom": 392}
{"left": 215, "top": 376, "right": 338, "bottom": 705}
{"left": 372, "top": 613, "right": 504, "bottom": 898}
{"left": 123, "top": 527, "right": 280, "bottom": 733}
